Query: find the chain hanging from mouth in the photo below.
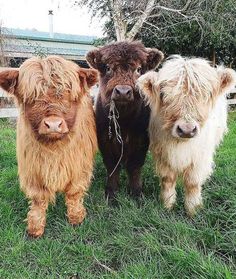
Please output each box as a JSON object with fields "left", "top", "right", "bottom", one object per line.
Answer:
{"left": 108, "top": 100, "right": 124, "bottom": 177}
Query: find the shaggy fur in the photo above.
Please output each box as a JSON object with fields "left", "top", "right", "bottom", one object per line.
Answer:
{"left": 0, "top": 56, "right": 98, "bottom": 237}
{"left": 86, "top": 41, "right": 163, "bottom": 199}
{"left": 137, "top": 56, "right": 236, "bottom": 215}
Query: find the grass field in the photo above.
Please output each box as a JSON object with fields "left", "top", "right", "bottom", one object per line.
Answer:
{"left": 0, "top": 112, "right": 236, "bottom": 279}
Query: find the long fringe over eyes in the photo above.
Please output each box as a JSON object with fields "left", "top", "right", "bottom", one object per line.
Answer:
{"left": 17, "top": 55, "right": 82, "bottom": 103}
{"left": 158, "top": 56, "right": 220, "bottom": 103}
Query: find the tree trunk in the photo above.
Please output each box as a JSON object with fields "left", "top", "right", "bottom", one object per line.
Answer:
{"left": 126, "top": 0, "right": 156, "bottom": 41}
{"left": 110, "top": 0, "right": 127, "bottom": 41}
{"left": 110, "top": 0, "right": 156, "bottom": 41}
{"left": 212, "top": 49, "right": 216, "bottom": 66}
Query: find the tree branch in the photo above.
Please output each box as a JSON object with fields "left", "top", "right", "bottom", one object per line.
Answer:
{"left": 126, "top": 0, "right": 156, "bottom": 41}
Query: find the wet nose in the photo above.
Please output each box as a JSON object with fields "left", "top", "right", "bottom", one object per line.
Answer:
{"left": 41, "top": 116, "right": 68, "bottom": 134}
{"left": 176, "top": 123, "right": 198, "bottom": 138}
{"left": 113, "top": 85, "right": 133, "bottom": 98}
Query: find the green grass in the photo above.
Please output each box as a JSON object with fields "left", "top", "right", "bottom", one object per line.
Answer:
{"left": 0, "top": 113, "right": 236, "bottom": 279}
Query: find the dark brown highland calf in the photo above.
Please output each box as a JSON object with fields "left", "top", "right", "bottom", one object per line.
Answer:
{"left": 86, "top": 41, "right": 163, "bottom": 200}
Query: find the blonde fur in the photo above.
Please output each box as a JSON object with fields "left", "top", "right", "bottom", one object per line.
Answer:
{"left": 138, "top": 56, "right": 236, "bottom": 215}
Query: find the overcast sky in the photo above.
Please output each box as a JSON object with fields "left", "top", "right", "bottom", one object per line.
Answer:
{"left": 0, "top": 0, "right": 104, "bottom": 37}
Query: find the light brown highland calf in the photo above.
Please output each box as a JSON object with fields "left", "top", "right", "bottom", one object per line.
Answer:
{"left": 0, "top": 56, "right": 98, "bottom": 237}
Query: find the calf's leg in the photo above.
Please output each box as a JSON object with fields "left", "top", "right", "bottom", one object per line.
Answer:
{"left": 101, "top": 150, "right": 121, "bottom": 200}
{"left": 65, "top": 188, "right": 87, "bottom": 225}
{"left": 127, "top": 167, "right": 142, "bottom": 198}
{"left": 126, "top": 143, "right": 149, "bottom": 198}
{"left": 183, "top": 159, "right": 214, "bottom": 216}
{"left": 159, "top": 165, "right": 177, "bottom": 209}
{"left": 27, "top": 198, "right": 49, "bottom": 238}
{"left": 183, "top": 166, "right": 205, "bottom": 216}
{"left": 105, "top": 165, "right": 121, "bottom": 201}
{"left": 184, "top": 181, "right": 203, "bottom": 217}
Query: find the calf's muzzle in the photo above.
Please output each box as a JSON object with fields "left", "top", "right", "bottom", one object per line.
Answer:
{"left": 111, "top": 85, "right": 134, "bottom": 102}
{"left": 176, "top": 123, "right": 198, "bottom": 138}
{"left": 172, "top": 119, "right": 199, "bottom": 139}
{"left": 39, "top": 116, "right": 69, "bottom": 136}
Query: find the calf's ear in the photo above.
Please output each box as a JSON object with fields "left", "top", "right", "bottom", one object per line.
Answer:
{"left": 137, "top": 71, "right": 157, "bottom": 100}
{"left": 146, "top": 48, "right": 164, "bottom": 70}
{"left": 217, "top": 67, "right": 236, "bottom": 94}
{"left": 0, "top": 70, "right": 19, "bottom": 95}
{"left": 86, "top": 49, "right": 102, "bottom": 70}
{"left": 78, "top": 68, "right": 99, "bottom": 90}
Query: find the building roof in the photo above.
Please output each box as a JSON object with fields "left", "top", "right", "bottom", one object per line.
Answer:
{"left": 5, "top": 43, "right": 88, "bottom": 57}
{"left": 2, "top": 28, "right": 97, "bottom": 61}
{"left": 3, "top": 28, "right": 97, "bottom": 45}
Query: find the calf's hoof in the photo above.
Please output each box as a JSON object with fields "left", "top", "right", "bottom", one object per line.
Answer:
{"left": 27, "top": 211, "right": 46, "bottom": 238}
{"left": 185, "top": 196, "right": 203, "bottom": 217}
{"left": 129, "top": 187, "right": 143, "bottom": 200}
{"left": 68, "top": 206, "right": 87, "bottom": 225}
{"left": 160, "top": 190, "right": 176, "bottom": 210}
{"left": 27, "top": 221, "right": 45, "bottom": 238}
{"left": 27, "top": 227, "right": 45, "bottom": 238}
{"left": 105, "top": 189, "right": 118, "bottom": 206}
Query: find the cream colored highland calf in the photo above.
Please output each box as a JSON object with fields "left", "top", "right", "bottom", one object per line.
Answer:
{"left": 0, "top": 56, "right": 98, "bottom": 237}
{"left": 137, "top": 56, "right": 236, "bottom": 216}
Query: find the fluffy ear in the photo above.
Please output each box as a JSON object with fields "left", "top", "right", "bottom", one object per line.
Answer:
{"left": 0, "top": 69, "right": 19, "bottom": 94}
{"left": 146, "top": 48, "right": 164, "bottom": 70}
{"left": 78, "top": 68, "right": 99, "bottom": 91}
{"left": 86, "top": 49, "right": 102, "bottom": 70}
{"left": 217, "top": 67, "right": 236, "bottom": 94}
{"left": 137, "top": 71, "right": 157, "bottom": 101}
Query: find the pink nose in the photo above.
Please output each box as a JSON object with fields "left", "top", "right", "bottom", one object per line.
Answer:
{"left": 176, "top": 123, "right": 198, "bottom": 138}
{"left": 44, "top": 119, "right": 62, "bottom": 132}
{"left": 39, "top": 116, "right": 69, "bottom": 134}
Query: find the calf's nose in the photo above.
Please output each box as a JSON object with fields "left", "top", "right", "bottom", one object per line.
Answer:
{"left": 40, "top": 116, "right": 68, "bottom": 134}
{"left": 176, "top": 123, "right": 198, "bottom": 138}
{"left": 113, "top": 85, "right": 133, "bottom": 99}
{"left": 44, "top": 119, "right": 62, "bottom": 132}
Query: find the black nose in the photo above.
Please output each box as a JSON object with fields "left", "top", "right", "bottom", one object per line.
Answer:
{"left": 113, "top": 85, "right": 133, "bottom": 99}
{"left": 176, "top": 124, "right": 197, "bottom": 138}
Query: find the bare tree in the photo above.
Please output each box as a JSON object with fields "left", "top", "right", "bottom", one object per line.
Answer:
{"left": 74, "top": 0, "right": 199, "bottom": 41}
{"left": 109, "top": 0, "right": 157, "bottom": 41}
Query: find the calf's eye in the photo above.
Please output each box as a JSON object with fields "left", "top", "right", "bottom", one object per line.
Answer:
{"left": 136, "top": 66, "right": 142, "bottom": 74}
{"left": 160, "top": 91, "right": 164, "bottom": 100}
{"left": 105, "top": 65, "right": 112, "bottom": 74}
